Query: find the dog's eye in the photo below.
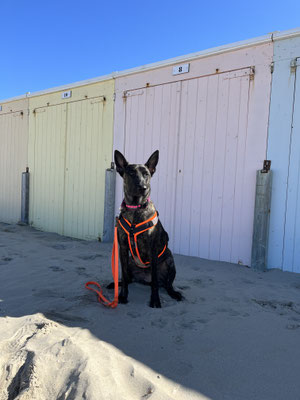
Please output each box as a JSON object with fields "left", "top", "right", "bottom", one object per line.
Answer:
{"left": 143, "top": 171, "right": 149, "bottom": 177}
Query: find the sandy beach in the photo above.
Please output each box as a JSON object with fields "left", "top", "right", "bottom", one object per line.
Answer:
{"left": 1, "top": 221, "right": 300, "bottom": 400}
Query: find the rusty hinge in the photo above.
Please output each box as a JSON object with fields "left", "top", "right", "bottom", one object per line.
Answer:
{"left": 90, "top": 96, "right": 106, "bottom": 104}
{"left": 270, "top": 62, "right": 274, "bottom": 74}
{"left": 261, "top": 160, "right": 271, "bottom": 173}
{"left": 250, "top": 67, "right": 255, "bottom": 81}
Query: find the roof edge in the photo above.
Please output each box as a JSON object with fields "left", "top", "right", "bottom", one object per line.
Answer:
{"left": 1, "top": 28, "right": 300, "bottom": 104}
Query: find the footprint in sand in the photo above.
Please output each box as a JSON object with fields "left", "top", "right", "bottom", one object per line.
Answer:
{"left": 49, "top": 266, "right": 65, "bottom": 272}
{"left": 252, "top": 299, "right": 296, "bottom": 312}
{"left": 286, "top": 323, "right": 300, "bottom": 330}
{"left": 151, "top": 318, "right": 168, "bottom": 328}
{"left": 77, "top": 254, "right": 103, "bottom": 260}
{"left": 292, "top": 283, "right": 300, "bottom": 290}
{"left": 173, "top": 335, "right": 184, "bottom": 345}
{"left": 51, "top": 244, "right": 67, "bottom": 250}
{"left": 192, "top": 277, "right": 214, "bottom": 288}
{"left": 75, "top": 267, "right": 89, "bottom": 277}
{"left": 215, "top": 307, "right": 241, "bottom": 317}
{"left": 127, "top": 311, "right": 141, "bottom": 318}
{"left": 0, "top": 257, "right": 13, "bottom": 265}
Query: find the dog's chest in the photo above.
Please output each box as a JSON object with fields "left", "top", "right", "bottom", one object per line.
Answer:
{"left": 118, "top": 207, "right": 157, "bottom": 264}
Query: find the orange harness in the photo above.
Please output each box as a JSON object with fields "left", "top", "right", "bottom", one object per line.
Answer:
{"left": 118, "top": 211, "right": 167, "bottom": 268}
{"left": 85, "top": 212, "right": 167, "bottom": 308}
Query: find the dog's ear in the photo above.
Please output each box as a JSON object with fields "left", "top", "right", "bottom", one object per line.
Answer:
{"left": 145, "top": 150, "right": 159, "bottom": 176}
{"left": 114, "top": 150, "right": 128, "bottom": 177}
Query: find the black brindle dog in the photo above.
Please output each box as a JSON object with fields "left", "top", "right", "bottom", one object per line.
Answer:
{"left": 114, "top": 149, "right": 182, "bottom": 308}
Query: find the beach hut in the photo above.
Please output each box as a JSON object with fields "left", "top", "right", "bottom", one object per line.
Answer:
{"left": 267, "top": 33, "right": 300, "bottom": 273}
{"left": 114, "top": 36, "right": 274, "bottom": 266}
{"left": 28, "top": 79, "right": 115, "bottom": 241}
{"left": 0, "top": 98, "right": 29, "bottom": 224}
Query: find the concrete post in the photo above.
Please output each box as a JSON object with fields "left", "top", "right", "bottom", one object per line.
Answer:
{"left": 251, "top": 170, "right": 272, "bottom": 270}
{"left": 102, "top": 167, "right": 116, "bottom": 242}
{"left": 20, "top": 167, "right": 30, "bottom": 225}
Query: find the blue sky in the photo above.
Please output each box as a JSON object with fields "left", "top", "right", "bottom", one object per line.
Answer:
{"left": 1, "top": 0, "right": 300, "bottom": 100}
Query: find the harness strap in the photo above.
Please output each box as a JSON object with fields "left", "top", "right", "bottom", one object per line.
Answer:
{"left": 85, "top": 226, "right": 119, "bottom": 308}
{"left": 118, "top": 212, "right": 167, "bottom": 267}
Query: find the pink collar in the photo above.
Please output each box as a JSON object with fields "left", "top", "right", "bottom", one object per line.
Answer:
{"left": 123, "top": 198, "right": 150, "bottom": 209}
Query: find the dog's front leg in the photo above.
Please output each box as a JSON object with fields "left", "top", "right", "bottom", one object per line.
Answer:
{"left": 119, "top": 244, "right": 130, "bottom": 304}
{"left": 149, "top": 249, "right": 161, "bottom": 308}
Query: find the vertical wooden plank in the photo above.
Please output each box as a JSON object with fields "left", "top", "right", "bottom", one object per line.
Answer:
{"left": 209, "top": 75, "right": 230, "bottom": 260}
{"left": 198, "top": 75, "right": 219, "bottom": 259}
{"left": 113, "top": 89, "right": 127, "bottom": 214}
{"left": 157, "top": 82, "right": 180, "bottom": 244}
{"left": 143, "top": 87, "right": 155, "bottom": 161}
{"left": 185, "top": 77, "right": 208, "bottom": 258}
{"left": 164, "top": 82, "right": 181, "bottom": 249}
{"left": 152, "top": 84, "right": 169, "bottom": 215}
{"left": 173, "top": 80, "right": 188, "bottom": 254}
{"left": 230, "top": 75, "right": 251, "bottom": 263}
{"left": 219, "top": 76, "right": 241, "bottom": 261}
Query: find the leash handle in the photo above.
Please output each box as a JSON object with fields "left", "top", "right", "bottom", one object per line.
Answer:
{"left": 85, "top": 226, "right": 119, "bottom": 308}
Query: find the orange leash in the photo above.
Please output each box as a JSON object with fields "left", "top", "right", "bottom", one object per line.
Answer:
{"left": 85, "top": 226, "right": 119, "bottom": 308}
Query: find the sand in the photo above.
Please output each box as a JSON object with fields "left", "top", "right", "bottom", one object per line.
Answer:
{"left": 0, "top": 222, "right": 300, "bottom": 400}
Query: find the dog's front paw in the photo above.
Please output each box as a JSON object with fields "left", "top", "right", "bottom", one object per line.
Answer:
{"left": 149, "top": 296, "right": 161, "bottom": 308}
{"left": 118, "top": 294, "right": 128, "bottom": 304}
{"left": 173, "top": 291, "right": 183, "bottom": 301}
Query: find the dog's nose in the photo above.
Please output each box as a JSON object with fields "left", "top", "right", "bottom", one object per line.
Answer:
{"left": 139, "top": 185, "right": 147, "bottom": 191}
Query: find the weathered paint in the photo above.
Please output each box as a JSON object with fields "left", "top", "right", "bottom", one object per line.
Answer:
{"left": 0, "top": 99, "right": 29, "bottom": 223}
{"left": 267, "top": 37, "right": 300, "bottom": 272}
{"left": 28, "top": 80, "right": 114, "bottom": 240}
{"left": 114, "top": 44, "right": 273, "bottom": 265}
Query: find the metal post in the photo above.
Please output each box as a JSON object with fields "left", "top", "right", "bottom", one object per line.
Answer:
{"left": 102, "top": 164, "right": 116, "bottom": 242}
{"left": 251, "top": 161, "right": 272, "bottom": 271}
{"left": 20, "top": 167, "right": 30, "bottom": 225}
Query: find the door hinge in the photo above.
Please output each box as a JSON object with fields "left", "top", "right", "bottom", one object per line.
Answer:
{"left": 270, "top": 62, "right": 274, "bottom": 74}
{"left": 250, "top": 66, "right": 255, "bottom": 81}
